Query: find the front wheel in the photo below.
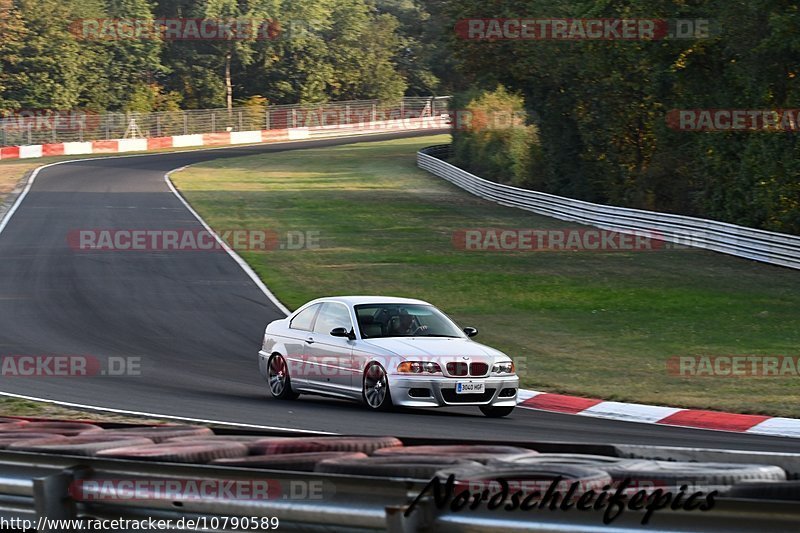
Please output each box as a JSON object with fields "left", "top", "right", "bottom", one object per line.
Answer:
{"left": 267, "top": 354, "right": 299, "bottom": 400}
{"left": 363, "top": 363, "right": 393, "bottom": 411}
{"left": 480, "top": 405, "right": 514, "bottom": 418}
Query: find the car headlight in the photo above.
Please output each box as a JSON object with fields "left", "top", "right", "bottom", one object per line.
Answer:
{"left": 397, "top": 361, "right": 442, "bottom": 374}
{"left": 492, "top": 361, "right": 515, "bottom": 374}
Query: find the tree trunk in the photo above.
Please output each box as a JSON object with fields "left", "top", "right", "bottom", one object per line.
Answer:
{"left": 225, "top": 48, "right": 233, "bottom": 117}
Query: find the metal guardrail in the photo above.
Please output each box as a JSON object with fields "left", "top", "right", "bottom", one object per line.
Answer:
{"left": 0, "top": 97, "right": 451, "bottom": 147}
{"left": 418, "top": 145, "right": 800, "bottom": 270}
{"left": 1, "top": 436, "right": 799, "bottom": 532}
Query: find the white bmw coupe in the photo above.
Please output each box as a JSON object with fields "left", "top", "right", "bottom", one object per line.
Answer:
{"left": 258, "top": 296, "right": 519, "bottom": 417}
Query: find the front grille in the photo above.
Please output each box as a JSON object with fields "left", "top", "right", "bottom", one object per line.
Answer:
{"left": 408, "top": 388, "right": 432, "bottom": 398}
{"left": 442, "top": 388, "right": 496, "bottom": 404}
{"left": 499, "top": 388, "right": 517, "bottom": 397}
{"left": 469, "top": 362, "right": 489, "bottom": 376}
{"left": 446, "top": 362, "right": 468, "bottom": 376}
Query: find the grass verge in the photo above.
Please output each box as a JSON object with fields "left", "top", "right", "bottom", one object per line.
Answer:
{"left": 171, "top": 134, "right": 800, "bottom": 417}
{"left": 0, "top": 397, "right": 165, "bottom": 424}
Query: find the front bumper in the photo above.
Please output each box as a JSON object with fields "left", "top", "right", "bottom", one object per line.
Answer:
{"left": 388, "top": 374, "right": 519, "bottom": 408}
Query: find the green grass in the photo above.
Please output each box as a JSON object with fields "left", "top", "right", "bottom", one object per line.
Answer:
{"left": 170, "top": 134, "right": 800, "bottom": 417}
{"left": 0, "top": 397, "right": 165, "bottom": 423}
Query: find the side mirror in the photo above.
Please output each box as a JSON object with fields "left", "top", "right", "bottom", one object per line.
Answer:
{"left": 330, "top": 327, "right": 354, "bottom": 339}
{"left": 463, "top": 327, "right": 478, "bottom": 338}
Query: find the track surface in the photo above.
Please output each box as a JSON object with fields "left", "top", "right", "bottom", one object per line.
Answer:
{"left": 0, "top": 132, "right": 796, "bottom": 452}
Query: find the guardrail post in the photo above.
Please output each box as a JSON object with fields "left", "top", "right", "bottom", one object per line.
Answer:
{"left": 385, "top": 502, "right": 433, "bottom": 533}
{"left": 33, "top": 466, "right": 90, "bottom": 529}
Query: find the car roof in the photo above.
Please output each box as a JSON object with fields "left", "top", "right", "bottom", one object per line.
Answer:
{"left": 304, "top": 295, "right": 432, "bottom": 308}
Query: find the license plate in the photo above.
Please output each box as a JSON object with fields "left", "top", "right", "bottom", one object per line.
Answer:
{"left": 456, "top": 381, "right": 484, "bottom": 394}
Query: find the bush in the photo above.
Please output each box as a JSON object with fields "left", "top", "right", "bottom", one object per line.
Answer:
{"left": 450, "top": 86, "right": 542, "bottom": 188}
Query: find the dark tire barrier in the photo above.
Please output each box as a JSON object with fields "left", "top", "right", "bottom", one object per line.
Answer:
{"left": 103, "top": 425, "right": 214, "bottom": 443}
{"left": 316, "top": 456, "right": 482, "bottom": 479}
{"left": 0, "top": 433, "right": 68, "bottom": 449}
{"left": 1, "top": 422, "right": 103, "bottom": 437}
{"left": 253, "top": 436, "right": 403, "bottom": 455}
{"left": 373, "top": 444, "right": 538, "bottom": 463}
{"left": 488, "top": 453, "right": 637, "bottom": 467}
{"left": 0, "top": 418, "right": 28, "bottom": 430}
{"left": 437, "top": 464, "right": 613, "bottom": 496}
{"left": 165, "top": 435, "right": 292, "bottom": 454}
{"left": 8, "top": 435, "right": 154, "bottom": 456}
{"left": 96, "top": 441, "right": 249, "bottom": 463}
{"left": 726, "top": 480, "right": 800, "bottom": 501}
{"left": 212, "top": 452, "right": 368, "bottom": 471}
{"left": 2, "top": 421, "right": 103, "bottom": 436}
{"left": 494, "top": 453, "right": 787, "bottom": 490}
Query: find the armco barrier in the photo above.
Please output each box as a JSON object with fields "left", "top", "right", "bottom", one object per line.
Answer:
{"left": 418, "top": 145, "right": 800, "bottom": 270}
{"left": 1, "top": 425, "right": 800, "bottom": 531}
{"left": 0, "top": 117, "right": 449, "bottom": 163}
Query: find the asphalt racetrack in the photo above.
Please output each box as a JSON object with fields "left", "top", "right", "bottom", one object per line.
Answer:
{"left": 0, "top": 131, "right": 796, "bottom": 452}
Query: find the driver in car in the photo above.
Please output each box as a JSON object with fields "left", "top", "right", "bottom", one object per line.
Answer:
{"left": 393, "top": 309, "right": 428, "bottom": 335}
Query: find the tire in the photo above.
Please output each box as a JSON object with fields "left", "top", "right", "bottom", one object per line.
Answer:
{"left": 0, "top": 433, "right": 69, "bottom": 449}
{"left": 726, "top": 480, "right": 800, "bottom": 501}
{"left": 316, "top": 456, "right": 482, "bottom": 479}
{"left": 373, "top": 445, "right": 538, "bottom": 464}
{"left": 490, "top": 453, "right": 646, "bottom": 467}
{"left": 103, "top": 425, "right": 213, "bottom": 443}
{"left": 598, "top": 461, "right": 786, "bottom": 489}
{"left": 437, "top": 464, "right": 613, "bottom": 496}
{"left": 252, "top": 436, "right": 403, "bottom": 455}
{"left": 5, "top": 422, "right": 104, "bottom": 436}
{"left": 479, "top": 405, "right": 515, "bottom": 418}
{"left": 212, "top": 452, "right": 368, "bottom": 471}
{"left": 268, "top": 353, "right": 299, "bottom": 400}
{"left": 0, "top": 418, "right": 27, "bottom": 430}
{"left": 96, "top": 441, "right": 249, "bottom": 463}
{"left": 165, "top": 435, "right": 292, "bottom": 454}
{"left": 8, "top": 436, "right": 154, "bottom": 456}
{"left": 362, "top": 363, "right": 392, "bottom": 411}
{"left": 492, "top": 454, "right": 786, "bottom": 491}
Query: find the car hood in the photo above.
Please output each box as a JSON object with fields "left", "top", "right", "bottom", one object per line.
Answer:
{"left": 360, "top": 337, "right": 507, "bottom": 360}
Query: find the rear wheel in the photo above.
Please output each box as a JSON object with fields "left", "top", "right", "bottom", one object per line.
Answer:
{"left": 480, "top": 405, "right": 515, "bottom": 418}
{"left": 268, "top": 354, "right": 299, "bottom": 400}
{"left": 363, "top": 363, "right": 392, "bottom": 411}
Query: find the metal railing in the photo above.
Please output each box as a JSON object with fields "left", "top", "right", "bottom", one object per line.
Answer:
{"left": 418, "top": 145, "right": 800, "bottom": 270}
{"left": 1, "top": 434, "right": 799, "bottom": 532}
{"left": 0, "top": 97, "right": 451, "bottom": 147}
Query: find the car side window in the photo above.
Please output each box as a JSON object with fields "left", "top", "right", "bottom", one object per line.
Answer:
{"left": 289, "top": 304, "right": 321, "bottom": 331}
{"left": 313, "top": 303, "right": 353, "bottom": 336}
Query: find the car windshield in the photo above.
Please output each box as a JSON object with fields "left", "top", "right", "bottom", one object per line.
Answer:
{"left": 354, "top": 303, "right": 464, "bottom": 339}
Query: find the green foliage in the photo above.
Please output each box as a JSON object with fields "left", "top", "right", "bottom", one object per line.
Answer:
{"left": 2, "top": 0, "right": 421, "bottom": 111}
{"left": 446, "top": 0, "right": 800, "bottom": 234}
{"left": 451, "top": 86, "right": 541, "bottom": 188}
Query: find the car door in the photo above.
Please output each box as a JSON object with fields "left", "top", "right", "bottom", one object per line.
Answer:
{"left": 305, "top": 302, "right": 355, "bottom": 392}
{"left": 285, "top": 303, "right": 322, "bottom": 385}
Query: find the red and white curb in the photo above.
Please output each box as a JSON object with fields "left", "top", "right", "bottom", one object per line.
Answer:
{"left": 0, "top": 117, "right": 448, "bottom": 162}
{"left": 516, "top": 390, "right": 800, "bottom": 439}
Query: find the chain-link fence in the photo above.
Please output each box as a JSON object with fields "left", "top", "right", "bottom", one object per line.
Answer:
{"left": 0, "top": 96, "right": 450, "bottom": 147}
